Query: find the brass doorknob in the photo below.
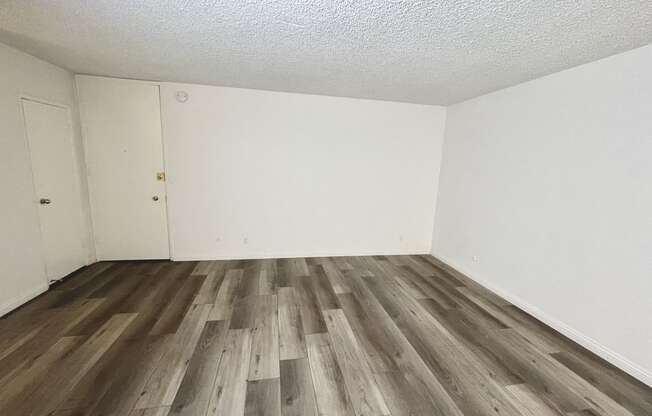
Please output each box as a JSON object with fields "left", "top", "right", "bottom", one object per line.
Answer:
{"left": 152, "top": 196, "right": 159, "bottom": 201}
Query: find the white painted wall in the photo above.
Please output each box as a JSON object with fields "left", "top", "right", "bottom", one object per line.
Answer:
{"left": 160, "top": 83, "right": 446, "bottom": 260}
{"left": 0, "top": 43, "right": 93, "bottom": 316}
{"left": 432, "top": 44, "right": 652, "bottom": 385}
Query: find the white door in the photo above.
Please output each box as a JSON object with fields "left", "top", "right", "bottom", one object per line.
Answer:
{"left": 22, "top": 98, "right": 86, "bottom": 281}
{"left": 77, "top": 76, "right": 170, "bottom": 260}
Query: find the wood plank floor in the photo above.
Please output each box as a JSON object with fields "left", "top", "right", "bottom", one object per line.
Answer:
{"left": 1, "top": 255, "right": 650, "bottom": 416}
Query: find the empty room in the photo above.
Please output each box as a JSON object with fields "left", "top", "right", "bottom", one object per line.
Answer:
{"left": 1, "top": 1, "right": 651, "bottom": 415}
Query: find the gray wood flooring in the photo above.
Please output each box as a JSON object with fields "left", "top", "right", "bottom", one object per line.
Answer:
{"left": 0, "top": 255, "right": 650, "bottom": 415}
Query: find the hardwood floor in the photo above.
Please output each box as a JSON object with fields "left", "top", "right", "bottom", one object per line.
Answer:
{"left": 1, "top": 255, "right": 650, "bottom": 416}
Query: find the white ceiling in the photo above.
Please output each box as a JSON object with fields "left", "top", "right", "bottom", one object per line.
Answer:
{"left": 1, "top": 1, "right": 651, "bottom": 105}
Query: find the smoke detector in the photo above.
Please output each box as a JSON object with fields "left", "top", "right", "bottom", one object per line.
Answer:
{"left": 175, "top": 90, "right": 189, "bottom": 103}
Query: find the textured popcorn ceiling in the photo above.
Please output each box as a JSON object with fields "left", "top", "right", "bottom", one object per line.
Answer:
{"left": 1, "top": 1, "right": 651, "bottom": 105}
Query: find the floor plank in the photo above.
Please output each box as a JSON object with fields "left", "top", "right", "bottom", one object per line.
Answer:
{"left": 248, "top": 294, "right": 280, "bottom": 380}
{"left": 244, "top": 378, "right": 281, "bottom": 416}
{"left": 318, "top": 258, "right": 352, "bottom": 294}
{"left": 207, "top": 328, "right": 253, "bottom": 416}
{"left": 280, "top": 358, "right": 318, "bottom": 416}
{"left": 0, "top": 336, "right": 83, "bottom": 410}
{"left": 136, "top": 303, "right": 212, "bottom": 409}
{"left": 321, "top": 309, "right": 389, "bottom": 416}
{"left": 360, "top": 260, "right": 523, "bottom": 416}
{"left": 277, "top": 287, "right": 306, "bottom": 360}
{"left": 309, "top": 265, "right": 341, "bottom": 310}
{"left": 291, "top": 275, "right": 327, "bottom": 335}
{"left": 193, "top": 270, "right": 225, "bottom": 305}
{"left": 208, "top": 269, "right": 243, "bottom": 321}
{"left": 259, "top": 259, "right": 279, "bottom": 295}
{"left": 305, "top": 333, "right": 355, "bottom": 416}
{"left": 85, "top": 334, "right": 172, "bottom": 416}
{"left": 169, "top": 320, "right": 229, "bottom": 416}
{"left": 505, "top": 383, "right": 565, "bottom": 416}
{"left": 551, "top": 349, "right": 652, "bottom": 416}
{"left": 9, "top": 313, "right": 136, "bottom": 415}
{"left": 130, "top": 407, "right": 171, "bottom": 416}
{"left": 341, "top": 271, "right": 464, "bottom": 416}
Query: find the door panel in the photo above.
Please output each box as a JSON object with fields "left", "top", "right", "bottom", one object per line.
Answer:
{"left": 22, "top": 99, "right": 86, "bottom": 281}
{"left": 77, "top": 76, "right": 170, "bottom": 260}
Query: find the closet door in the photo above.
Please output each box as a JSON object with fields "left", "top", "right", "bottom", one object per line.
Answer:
{"left": 22, "top": 98, "right": 86, "bottom": 281}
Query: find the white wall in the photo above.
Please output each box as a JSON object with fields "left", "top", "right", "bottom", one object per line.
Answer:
{"left": 160, "top": 83, "right": 446, "bottom": 259}
{"left": 433, "top": 44, "right": 652, "bottom": 385}
{"left": 0, "top": 43, "right": 93, "bottom": 316}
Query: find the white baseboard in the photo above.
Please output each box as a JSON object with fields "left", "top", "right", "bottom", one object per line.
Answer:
{"left": 432, "top": 252, "right": 652, "bottom": 388}
{"left": 172, "top": 249, "right": 430, "bottom": 261}
{"left": 0, "top": 283, "right": 49, "bottom": 317}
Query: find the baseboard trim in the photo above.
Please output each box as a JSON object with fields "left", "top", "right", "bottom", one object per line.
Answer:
{"left": 431, "top": 252, "right": 652, "bottom": 388}
{"left": 0, "top": 283, "right": 49, "bottom": 318}
{"left": 172, "top": 249, "right": 430, "bottom": 261}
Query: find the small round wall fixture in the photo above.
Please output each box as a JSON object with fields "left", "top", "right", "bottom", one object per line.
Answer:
{"left": 175, "top": 90, "right": 189, "bottom": 103}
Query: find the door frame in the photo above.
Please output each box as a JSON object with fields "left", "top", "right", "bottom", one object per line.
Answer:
{"left": 154, "top": 82, "right": 176, "bottom": 260}
{"left": 75, "top": 76, "right": 173, "bottom": 260}
{"left": 19, "top": 95, "right": 88, "bottom": 284}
